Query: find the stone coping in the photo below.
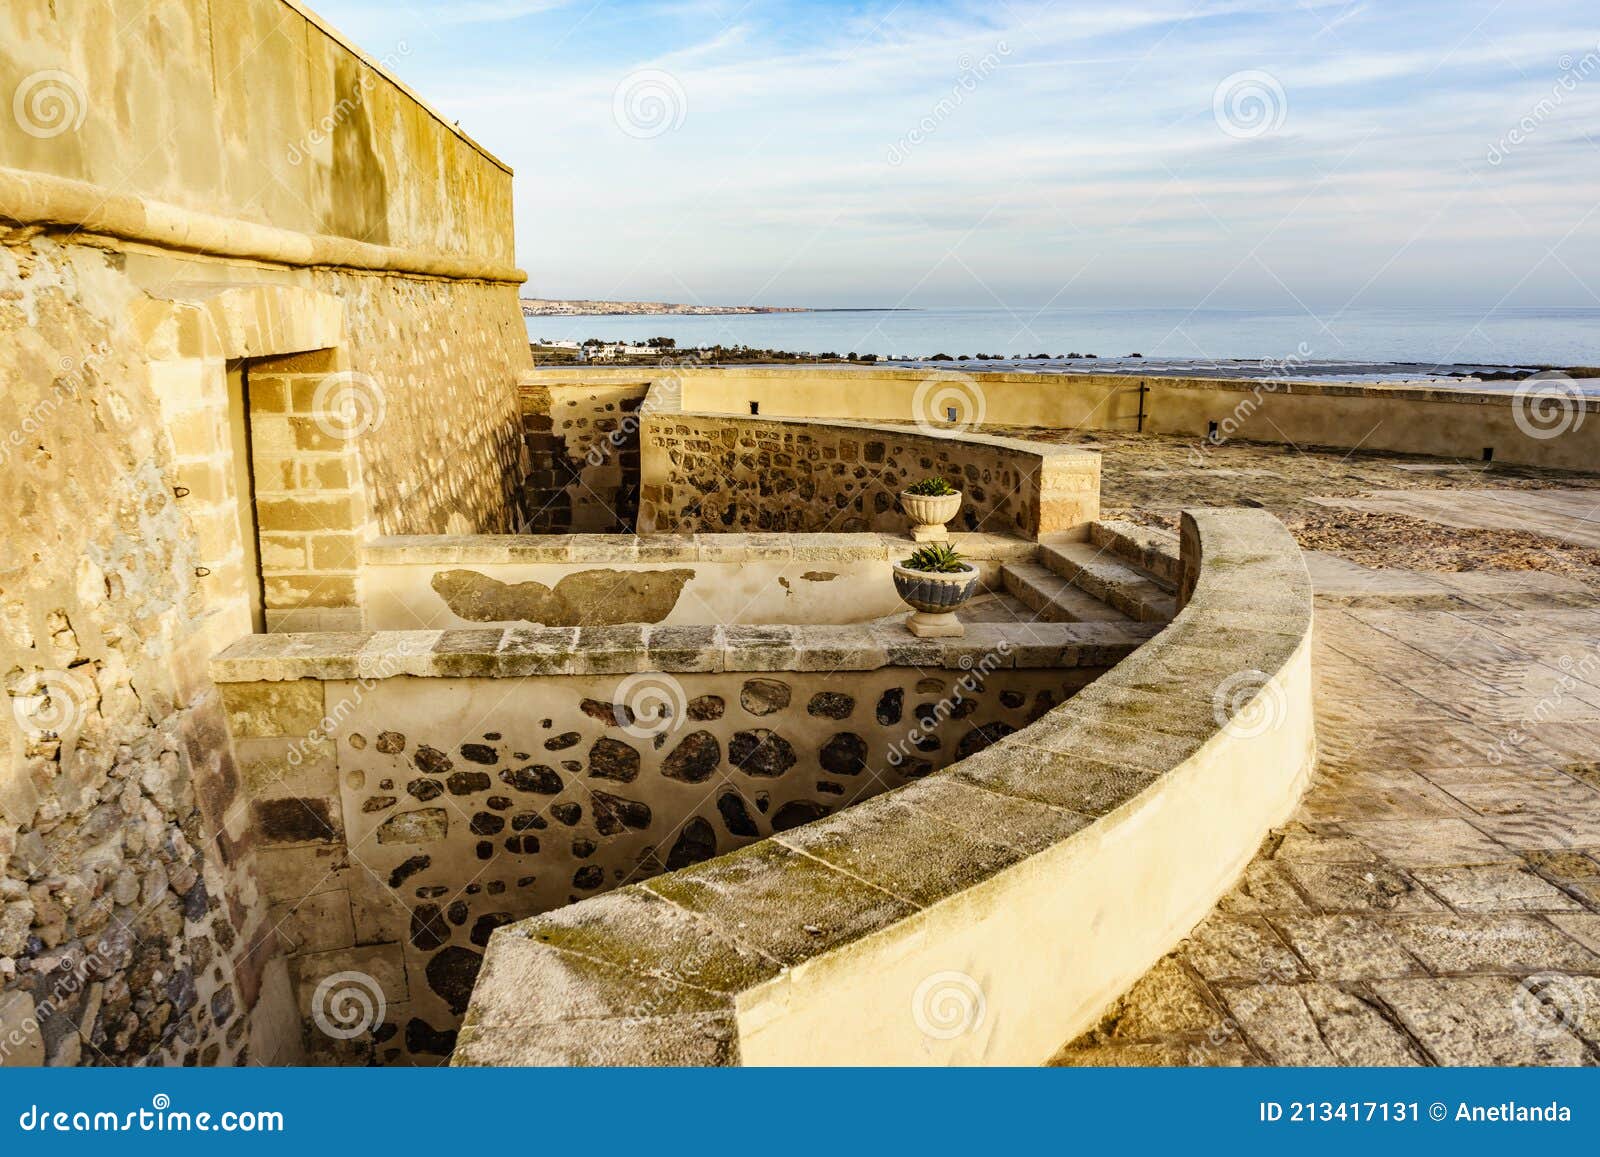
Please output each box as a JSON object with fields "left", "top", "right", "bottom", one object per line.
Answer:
{"left": 208, "top": 619, "right": 1159, "bottom": 683}
{"left": 450, "top": 507, "right": 1316, "bottom": 1066}
{"left": 522, "top": 363, "right": 1592, "bottom": 412}
{"left": 360, "top": 530, "right": 1039, "bottom": 567}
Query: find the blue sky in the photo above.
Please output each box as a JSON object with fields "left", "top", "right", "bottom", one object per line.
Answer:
{"left": 313, "top": 0, "right": 1600, "bottom": 310}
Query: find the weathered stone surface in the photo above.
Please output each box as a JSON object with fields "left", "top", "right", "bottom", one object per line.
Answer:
{"left": 771, "top": 800, "right": 830, "bottom": 831}
{"left": 687, "top": 695, "right": 725, "bottom": 721}
{"left": 413, "top": 745, "right": 453, "bottom": 775}
{"left": 1373, "top": 977, "right": 1592, "bottom": 1065}
{"left": 807, "top": 692, "right": 855, "bottom": 719}
{"left": 588, "top": 737, "right": 641, "bottom": 782}
{"left": 376, "top": 809, "right": 449, "bottom": 845}
{"left": 1223, "top": 984, "right": 1423, "bottom": 1066}
{"left": 666, "top": 819, "right": 719, "bottom": 870}
{"left": 430, "top": 567, "right": 695, "bottom": 625}
{"left": 590, "top": 791, "right": 652, "bottom": 836}
{"left": 446, "top": 771, "right": 493, "bottom": 795}
{"left": 728, "top": 730, "right": 798, "bottom": 778}
{"left": 739, "top": 678, "right": 791, "bottom": 716}
{"left": 410, "top": 904, "right": 450, "bottom": 951}
{"left": 426, "top": 946, "right": 484, "bottom": 1016}
{"left": 717, "top": 792, "right": 760, "bottom": 837}
{"left": 818, "top": 732, "right": 869, "bottom": 776}
{"left": 661, "top": 731, "right": 721, "bottom": 783}
{"left": 253, "top": 798, "right": 338, "bottom": 845}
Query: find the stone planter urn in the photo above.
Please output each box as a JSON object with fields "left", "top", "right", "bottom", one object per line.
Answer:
{"left": 900, "top": 488, "right": 963, "bottom": 542}
{"left": 892, "top": 560, "right": 979, "bottom": 638}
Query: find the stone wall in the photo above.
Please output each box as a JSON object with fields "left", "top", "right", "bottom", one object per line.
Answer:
{"left": 638, "top": 411, "right": 1100, "bottom": 539}
{"left": 519, "top": 380, "right": 651, "bottom": 534}
{"left": 359, "top": 532, "right": 1035, "bottom": 630}
{"left": 0, "top": 0, "right": 515, "bottom": 269}
{"left": 1, "top": 0, "right": 530, "bottom": 1067}
{"left": 453, "top": 509, "right": 1317, "bottom": 1067}
{"left": 531, "top": 364, "right": 1600, "bottom": 473}
{"left": 209, "top": 621, "right": 1131, "bottom": 1063}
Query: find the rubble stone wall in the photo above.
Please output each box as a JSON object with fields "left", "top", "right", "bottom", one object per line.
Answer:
{"left": 1, "top": 0, "right": 529, "bottom": 1067}
{"left": 209, "top": 622, "right": 1126, "bottom": 1062}
{"left": 518, "top": 381, "right": 651, "bottom": 534}
{"left": 638, "top": 411, "right": 1100, "bottom": 539}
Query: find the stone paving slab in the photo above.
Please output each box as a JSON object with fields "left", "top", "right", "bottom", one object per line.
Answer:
{"left": 1053, "top": 485, "right": 1600, "bottom": 1066}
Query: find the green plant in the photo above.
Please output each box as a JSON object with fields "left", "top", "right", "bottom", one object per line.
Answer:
{"left": 901, "top": 543, "right": 969, "bottom": 573}
{"left": 904, "top": 476, "right": 958, "bottom": 497}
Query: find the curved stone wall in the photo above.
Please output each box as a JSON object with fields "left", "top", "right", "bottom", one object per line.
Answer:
{"left": 451, "top": 507, "right": 1315, "bottom": 1066}
{"left": 636, "top": 383, "right": 1101, "bottom": 540}
{"left": 207, "top": 612, "right": 1152, "bottom": 1063}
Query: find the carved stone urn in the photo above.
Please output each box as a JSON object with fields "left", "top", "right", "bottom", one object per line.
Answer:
{"left": 892, "top": 560, "right": 979, "bottom": 638}
{"left": 899, "top": 489, "right": 963, "bottom": 542}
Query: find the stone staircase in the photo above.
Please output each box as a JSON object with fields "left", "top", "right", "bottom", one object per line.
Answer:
{"left": 1001, "top": 518, "right": 1181, "bottom": 624}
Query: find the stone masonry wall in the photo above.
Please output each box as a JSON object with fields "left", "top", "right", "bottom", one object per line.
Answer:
{"left": 638, "top": 412, "right": 1098, "bottom": 538}
{"left": 2, "top": 247, "right": 527, "bottom": 1061}
{"left": 519, "top": 381, "right": 650, "bottom": 534}
{"left": 1, "top": 0, "right": 532, "bottom": 1070}
{"left": 216, "top": 658, "right": 1095, "bottom": 1064}
{"left": 1, "top": 238, "right": 285, "bottom": 1067}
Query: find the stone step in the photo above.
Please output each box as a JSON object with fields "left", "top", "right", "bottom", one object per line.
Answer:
{"left": 1038, "top": 541, "right": 1178, "bottom": 623}
{"left": 1001, "top": 562, "right": 1133, "bottom": 623}
{"left": 1086, "top": 519, "right": 1182, "bottom": 588}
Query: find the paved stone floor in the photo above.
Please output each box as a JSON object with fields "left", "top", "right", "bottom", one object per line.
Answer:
{"left": 1041, "top": 439, "right": 1600, "bottom": 1066}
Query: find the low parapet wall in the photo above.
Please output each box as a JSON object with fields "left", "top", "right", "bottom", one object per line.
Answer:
{"left": 359, "top": 532, "right": 1036, "bottom": 629}
{"left": 208, "top": 614, "right": 1150, "bottom": 1064}
{"left": 452, "top": 507, "right": 1315, "bottom": 1066}
{"left": 526, "top": 365, "right": 1600, "bottom": 471}
{"left": 637, "top": 390, "right": 1101, "bottom": 540}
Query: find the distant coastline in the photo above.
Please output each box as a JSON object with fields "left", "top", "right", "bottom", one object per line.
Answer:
{"left": 520, "top": 298, "right": 912, "bottom": 317}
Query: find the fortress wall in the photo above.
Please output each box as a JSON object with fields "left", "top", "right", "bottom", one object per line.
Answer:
{"left": 0, "top": 0, "right": 514, "bottom": 266}
{"left": 208, "top": 624, "right": 1117, "bottom": 1063}
{"left": 530, "top": 365, "right": 1600, "bottom": 471}
{"left": 1, "top": 0, "right": 529, "bottom": 1066}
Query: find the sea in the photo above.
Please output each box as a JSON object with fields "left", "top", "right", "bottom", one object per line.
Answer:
{"left": 526, "top": 306, "right": 1600, "bottom": 386}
